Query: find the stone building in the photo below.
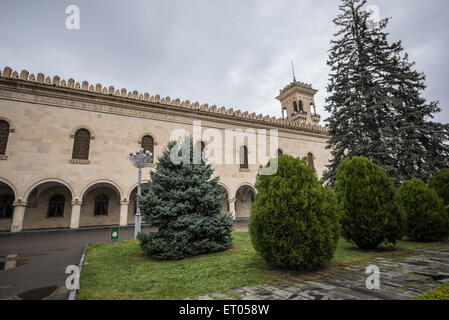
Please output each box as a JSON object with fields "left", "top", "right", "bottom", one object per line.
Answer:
{"left": 0, "top": 66, "right": 330, "bottom": 233}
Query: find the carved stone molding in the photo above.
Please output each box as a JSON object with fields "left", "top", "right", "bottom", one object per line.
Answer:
{"left": 0, "top": 155, "right": 7, "bottom": 160}
{"left": 120, "top": 200, "right": 130, "bottom": 206}
{"left": 13, "top": 200, "right": 28, "bottom": 207}
{"left": 0, "top": 84, "right": 330, "bottom": 138}
{"left": 71, "top": 199, "right": 83, "bottom": 206}
{"left": 70, "top": 159, "right": 91, "bottom": 165}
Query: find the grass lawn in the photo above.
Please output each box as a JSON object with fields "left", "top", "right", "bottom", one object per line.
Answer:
{"left": 77, "top": 231, "right": 441, "bottom": 300}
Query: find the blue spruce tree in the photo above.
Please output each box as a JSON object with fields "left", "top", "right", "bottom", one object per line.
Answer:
{"left": 137, "top": 137, "right": 233, "bottom": 260}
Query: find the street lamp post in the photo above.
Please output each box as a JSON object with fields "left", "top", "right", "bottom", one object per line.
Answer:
{"left": 129, "top": 148, "right": 152, "bottom": 240}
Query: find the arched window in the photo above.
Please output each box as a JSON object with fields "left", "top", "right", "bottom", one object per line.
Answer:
{"left": 308, "top": 152, "right": 315, "bottom": 169}
{"left": 240, "top": 145, "right": 248, "bottom": 169}
{"left": 311, "top": 103, "right": 317, "bottom": 115}
{"left": 293, "top": 101, "right": 298, "bottom": 114}
{"left": 141, "top": 135, "right": 154, "bottom": 163}
{"left": 282, "top": 108, "right": 287, "bottom": 119}
{"left": 0, "top": 194, "right": 14, "bottom": 219}
{"left": 72, "top": 129, "right": 91, "bottom": 160}
{"left": 94, "top": 194, "right": 109, "bottom": 216}
{"left": 200, "top": 141, "right": 205, "bottom": 153}
{"left": 277, "top": 149, "right": 283, "bottom": 156}
{"left": 298, "top": 100, "right": 304, "bottom": 113}
{"left": 47, "top": 194, "right": 65, "bottom": 217}
{"left": 0, "top": 120, "right": 10, "bottom": 156}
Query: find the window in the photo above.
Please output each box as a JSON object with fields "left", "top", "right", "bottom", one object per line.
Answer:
{"left": 308, "top": 152, "right": 315, "bottom": 169}
{"left": 240, "top": 145, "right": 248, "bottom": 169}
{"left": 47, "top": 194, "right": 65, "bottom": 217}
{"left": 72, "top": 129, "right": 91, "bottom": 160}
{"left": 298, "top": 100, "right": 304, "bottom": 113}
{"left": 141, "top": 135, "right": 154, "bottom": 163}
{"left": 293, "top": 101, "right": 298, "bottom": 114}
{"left": 0, "top": 120, "right": 10, "bottom": 156}
{"left": 277, "top": 149, "right": 283, "bottom": 156}
{"left": 0, "top": 195, "right": 14, "bottom": 219}
{"left": 94, "top": 194, "right": 109, "bottom": 216}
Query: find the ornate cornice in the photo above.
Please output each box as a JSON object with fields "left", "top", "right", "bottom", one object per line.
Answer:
{"left": 0, "top": 66, "right": 329, "bottom": 138}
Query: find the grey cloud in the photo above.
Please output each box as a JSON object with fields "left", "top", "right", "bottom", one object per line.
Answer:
{"left": 0, "top": 0, "right": 447, "bottom": 124}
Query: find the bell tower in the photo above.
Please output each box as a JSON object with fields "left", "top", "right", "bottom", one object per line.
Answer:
{"left": 276, "top": 75, "right": 321, "bottom": 125}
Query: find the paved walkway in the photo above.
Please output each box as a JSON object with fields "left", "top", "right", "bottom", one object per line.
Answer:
{"left": 188, "top": 246, "right": 449, "bottom": 300}
{"left": 0, "top": 226, "right": 155, "bottom": 300}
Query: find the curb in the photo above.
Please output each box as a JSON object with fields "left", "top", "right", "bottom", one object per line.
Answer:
{"left": 68, "top": 244, "right": 88, "bottom": 300}
{"left": 0, "top": 224, "right": 154, "bottom": 238}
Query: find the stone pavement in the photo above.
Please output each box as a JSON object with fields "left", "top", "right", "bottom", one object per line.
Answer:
{"left": 187, "top": 246, "right": 449, "bottom": 300}
{"left": 0, "top": 226, "right": 156, "bottom": 300}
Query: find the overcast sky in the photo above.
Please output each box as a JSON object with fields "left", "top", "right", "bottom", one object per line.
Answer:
{"left": 1, "top": 0, "right": 448, "bottom": 124}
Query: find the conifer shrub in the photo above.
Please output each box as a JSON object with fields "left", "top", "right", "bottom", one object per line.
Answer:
{"left": 335, "top": 157, "right": 405, "bottom": 250}
{"left": 399, "top": 178, "right": 449, "bottom": 242}
{"left": 429, "top": 168, "right": 449, "bottom": 207}
{"left": 137, "top": 137, "right": 233, "bottom": 260}
{"left": 249, "top": 155, "right": 340, "bottom": 271}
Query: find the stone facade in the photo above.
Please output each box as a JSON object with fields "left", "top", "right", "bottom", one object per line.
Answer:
{"left": 0, "top": 67, "right": 331, "bottom": 232}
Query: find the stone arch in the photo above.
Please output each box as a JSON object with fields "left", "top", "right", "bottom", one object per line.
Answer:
{"left": 79, "top": 179, "right": 124, "bottom": 227}
{"left": 23, "top": 179, "right": 75, "bottom": 230}
{"left": 0, "top": 116, "right": 16, "bottom": 132}
{"left": 70, "top": 125, "right": 95, "bottom": 139}
{"left": 126, "top": 180, "right": 150, "bottom": 201}
{"left": 80, "top": 179, "right": 124, "bottom": 201}
{"left": 0, "top": 178, "right": 17, "bottom": 231}
{"left": 216, "top": 182, "right": 231, "bottom": 214}
{"left": 137, "top": 132, "right": 158, "bottom": 145}
{"left": 234, "top": 183, "right": 256, "bottom": 219}
{"left": 24, "top": 178, "right": 75, "bottom": 202}
{"left": 0, "top": 177, "right": 18, "bottom": 200}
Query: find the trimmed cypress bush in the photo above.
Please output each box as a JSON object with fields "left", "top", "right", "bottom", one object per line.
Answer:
{"left": 335, "top": 157, "right": 405, "bottom": 250}
{"left": 249, "top": 155, "right": 340, "bottom": 271}
{"left": 429, "top": 168, "right": 449, "bottom": 207}
{"left": 399, "top": 178, "right": 449, "bottom": 242}
{"left": 137, "top": 137, "right": 233, "bottom": 260}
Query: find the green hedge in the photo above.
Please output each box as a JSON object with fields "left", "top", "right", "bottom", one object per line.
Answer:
{"left": 335, "top": 157, "right": 405, "bottom": 250}
{"left": 429, "top": 168, "right": 449, "bottom": 206}
{"left": 249, "top": 155, "right": 340, "bottom": 271}
{"left": 414, "top": 282, "right": 449, "bottom": 300}
{"left": 399, "top": 178, "right": 449, "bottom": 242}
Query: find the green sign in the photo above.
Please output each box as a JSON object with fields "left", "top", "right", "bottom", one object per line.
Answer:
{"left": 110, "top": 227, "right": 120, "bottom": 241}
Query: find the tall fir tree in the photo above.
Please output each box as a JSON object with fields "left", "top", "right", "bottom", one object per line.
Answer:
{"left": 137, "top": 137, "right": 233, "bottom": 260}
{"left": 324, "top": 0, "right": 449, "bottom": 185}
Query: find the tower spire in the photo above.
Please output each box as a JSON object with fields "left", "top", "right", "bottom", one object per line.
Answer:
{"left": 291, "top": 60, "right": 296, "bottom": 82}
